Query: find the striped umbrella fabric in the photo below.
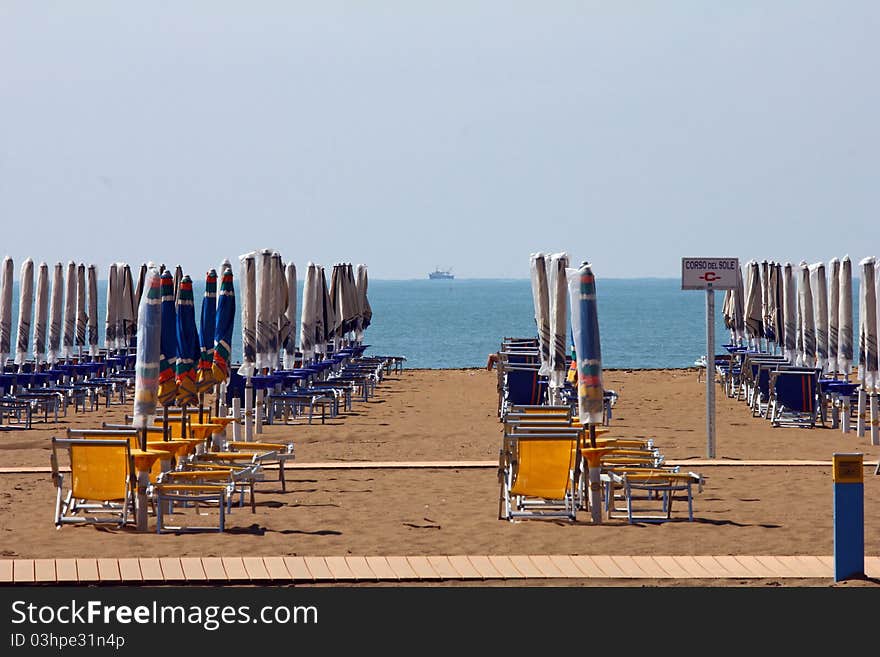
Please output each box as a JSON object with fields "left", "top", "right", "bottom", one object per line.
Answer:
{"left": 197, "top": 269, "right": 217, "bottom": 392}
{"left": 356, "top": 264, "right": 372, "bottom": 342}
{"left": 760, "top": 260, "right": 772, "bottom": 342}
{"left": 859, "top": 257, "right": 879, "bottom": 391}
{"left": 530, "top": 253, "right": 551, "bottom": 375}
{"left": 134, "top": 263, "right": 147, "bottom": 312}
{"left": 47, "top": 263, "right": 63, "bottom": 365}
{"left": 0, "top": 256, "right": 12, "bottom": 366}
{"left": 797, "top": 262, "right": 816, "bottom": 367}
{"left": 157, "top": 271, "right": 178, "bottom": 406}
{"left": 328, "top": 264, "right": 345, "bottom": 345}
{"left": 173, "top": 265, "right": 183, "bottom": 303}
{"left": 547, "top": 252, "right": 570, "bottom": 397}
{"left": 282, "top": 262, "right": 297, "bottom": 369}
{"left": 271, "top": 251, "right": 285, "bottom": 368}
{"left": 567, "top": 261, "right": 603, "bottom": 426}
{"left": 120, "top": 264, "right": 136, "bottom": 350}
{"left": 104, "top": 263, "right": 118, "bottom": 352}
{"left": 773, "top": 262, "right": 784, "bottom": 350}
{"left": 317, "top": 265, "right": 335, "bottom": 357}
{"left": 62, "top": 261, "right": 76, "bottom": 361}
{"left": 782, "top": 262, "right": 798, "bottom": 363}
{"left": 237, "top": 252, "right": 256, "bottom": 377}
{"left": 299, "top": 263, "right": 318, "bottom": 364}
{"left": 838, "top": 256, "right": 854, "bottom": 375}
{"left": 344, "top": 263, "right": 361, "bottom": 341}
{"left": 827, "top": 258, "right": 840, "bottom": 374}
{"left": 254, "top": 250, "right": 275, "bottom": 370}
{"left": 132, "top": 267, "right": 162, "bottom": 429}
{"left": 14, "top": 258, "right": 34, "bottom": 366}
{"left": 810, "top": 262, "right": 829, "bottom": 371}
{"left": 174, "top": 275, "right": 200, "bottom": 406}
{"left": 87, "top": 265, "right": 99, "bottom": 356}
{"left": 75, "top": 264, "right": 87, "bottom": 351}
{"left": 33, "top": 262, "right": 49, "bottom": 365}
{"left": 744, "top": 260, "right": 763, "bottom": 346}
{"left": 212, "top": 265, "right": 235, "bottom": 384}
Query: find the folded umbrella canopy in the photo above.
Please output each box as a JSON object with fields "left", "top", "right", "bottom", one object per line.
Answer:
{"left": 0, "top": 256, "right": 12, "bottom": 367}
{"left": 75, "top": 264, "right": 87, "bottom": 353}
{"left": 104, "top": 262, "right": 118, "bottom": 353}
{"left": 134, "top": 263, "right": 147, "bottom": 312}
{"left": 62, "top": 261, "right": 76, "bottom": 361}
{"left": 529, "top": 252, "right": 551, "bottom": 376}
{"left": 119, "top": 263, "right": 136, "bottom": 350}
{"left": 547, "top": 252, "right": 570, "bottom": 403}
{"left": 827, "top": 258, "right": 840, "bottom": 375}
{"left": 87, "top": 265, "right": 99, "bottom": 356}
{"left": 299, "top": 263, "right": 318, "bottom": 364}
{"left": 797, "top": 262, "right": 816, "bottom": 367}
{"left": 47, "top": 263, "right": 63, "bottom": 365}
{"left": 33, "top": 262, "right": 49, "bottom": 366}
{"left": 197, "top": 269, "right": 218, "bottom": 392}
{"left": 132, "top": 267, "right": 162, "bottom": 433}
{"left": 744, "top": 260, "right": 763, "bottom": 347}
{"left": 271, "top": 251, "right": 286, "bottom": 368}
{"left": 254, "top": 250, "right": 276, "bottom": 371}
{"left": 237, "top": 252, "right": 257, "bottom": 378}
{"left": 14, "top": 258, "right": 34, "bottom": 367}
{"left": 760, "top": 260, "right": 772, "bottom": 343}
{"left": 838, "top": 256, "right": 854, "bottom": 376}
{"left": 317, "top": 265, "right": 335, "bottom": 357}
{"left": 174, "top": 275, "right": 200, "bottom": 407}
{"left": 858, "top": 257, "right": 879, "bottom": 392}
{"left": 355, "top": 263, "right": 372, "bottom": 344}
{"left": 810, "top": 262, "right": 829, "bottom": 372}
{"left": 282, "top": 262, "right": 297, "bottom": 369}
{"left": 157, "top": 270, "right": 178, "bottom": 406}
{"left": 211, "top": 264, "right": 235, "bottom": 384}
{"left": 173, "top": 264, "right": 183, "bottom": 303}
{"left": 344, "top": 263, "right": 361, "bottom": 342}
{"left": 566, "top": 261, "right": 604, "bottom": 427}
{"left": 782, "top": 263, "right": 798, "bottom": 363}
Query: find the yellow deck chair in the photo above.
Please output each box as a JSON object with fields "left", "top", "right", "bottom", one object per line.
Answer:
{"left": 51, "top": 437, "right": 136, "bottom": 528}
{"left": 499, "top": 431, "right": 580, "bottom": 522}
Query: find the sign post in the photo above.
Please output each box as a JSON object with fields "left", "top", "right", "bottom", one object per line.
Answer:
{"left": 682, "top": 257, "right": 739, "bottom": 459}
{"left": 832, "top": 452, "right": 864, "bottom": 581}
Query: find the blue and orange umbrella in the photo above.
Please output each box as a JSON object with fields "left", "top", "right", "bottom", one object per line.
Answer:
{"left": 157, "top": 271, "right": 178, "bottom": 407}
{"left": 175, "top": 275, "right": 200, "bottom": 407}
{"left": 197, "top": 269, "right": 217, "bottom": 392}
{"left": 132, "top": 268, "right": 162, "bottom": 446}
{"left": 567, "top": 261, "right": 604, "bottom": 442}
{"left": 212, "top": 265, "right": 235, "bottom": 383}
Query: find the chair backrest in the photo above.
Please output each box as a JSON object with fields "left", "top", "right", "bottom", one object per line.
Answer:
{"left": 771, "top": 371, "right": 819, "bottom": 412}
{"left": 507, "top": 432, "right": 577, "bottom": 500}
{"left": 67, "top": 427, "right": 140, "bottom": 448}
{"left": 53, "top": 437, "right": 133, "bottom": 502}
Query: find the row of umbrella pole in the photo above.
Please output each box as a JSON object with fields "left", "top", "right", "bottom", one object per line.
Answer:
{"left": 0, "top": 251, "right": 373, "bottom": 445}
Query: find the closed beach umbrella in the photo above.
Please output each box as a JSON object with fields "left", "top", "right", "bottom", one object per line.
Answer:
{"left": 282, "top": 262, "right": 297, "bottom": 368}
{"left": 299, "top": 263, "right": 318, "bottom": 364}
{"left": 547, "top": 252, "right": 570, "bottom": 401}
{"left": 356, "top": 263, "right": 372, "bottom": 343}
{"left": 566, "top": 261, "right": 604, "bottom": 427}
{"left": 157, "top": 271, "right": 178, "bottom": 406}
{"left": 237, "top": 252, "right": 256, "bottom": 377}
{"left": 197, "top": 269, "right": 217, "bottom": 392}
{"left": 120, "top": 263, "right": 136, "bottom": 350}
{"left": 75, "top": 264, "right": 87, "bottom": 352}
{"left": 782, "top": 263, "right": 798, "bottom": 363}
{"left": 47, "top": 263, "right": 63, "bottom": 365}
{"left": 744, "top": 260, "right": 763, "bottom": 346}
{"left": 765, "top": 262, "right": 780, "bottom": 347}
{"left": 328, "top": 264, "right": 346, "bottom": 345}
{"left": 104, "top": 262, "right": 118, "bottom": 353}
{"left": 211, "top": 265, "right": 235, "bottom": 383}
{"left": 63, "top": 261, "right": 76, "bottom": 361}
{"left": 838, "top": 256, "right": 854, "bottom": 376}
{"left": 14, "top": 258, "right": 34, "bottom": 366}
{"left": 254, "top": 250, "right": 276, "bottom": 370}
{"left": 271, "top": 251, "right": 286, "bottom": 367}
{"left": 174, "top": 275, "right": 200, "bottom": 406}
{"left": 317, "top": 265, "right": 335, "bottom": 356}
{"left": 173, "top": 264, "right": 183, "bottom": 303}
{"left": 33, "top": 262, "right": 49, "bottom": 365}
{"left": 797, "top": 262, "right": 816, "bottom": 367}
{"left": 344, "top": 263, "right": 361, "bottom": 341}
{"left": 858, "top": 257, "right": 879, "bottom": 390}
{"left": 773, "top": 262, "right": 784, "bottom": 351}
{"left": 87, "top": 264, "right": 99, "bottom": 356}
{"left": 810, "top": 262, "right": 829, "bottom": 371}
{"left": 0, "top": 256, "right": 12, "bottom": 367}
{"left": 760, "top": 260, "right": 771, "bottom": 342}
{"left": 132, "top": 267, "right": 162, "bottom": 433}
{"left": 827, "top": 258, "right": 840, "bottom": 374}
{"left": 530, "top": 252, "right": 552, "bottom": 375}
{"left": 134, "top": 263, "right": 147, "bottom": 311}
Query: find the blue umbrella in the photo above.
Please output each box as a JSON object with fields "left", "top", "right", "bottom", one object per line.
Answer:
{"left": 567, "top": 261, "right": 604, "bottom": 442}
{"left": 174, "top": 275, "right": 200, "bottom": 408}
{"left": 157, "top": 271, "right": 177, "bottom": 408}
{"left": 212, "top": 265, "right": 235, "bottom": 383}
{"left": 197, "top": 269, "right": 217, "bottom": 393}
{"left": 132, "top": 268, "right": 162, "bottom": 449}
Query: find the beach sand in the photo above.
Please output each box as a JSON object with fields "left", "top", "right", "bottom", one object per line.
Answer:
{"left": 1, "top": 368, "right": 878, "bottom": 587}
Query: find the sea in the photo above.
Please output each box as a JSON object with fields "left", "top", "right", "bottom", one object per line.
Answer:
{"left": 0, "top": 278, "right": 864, "bottom": 370}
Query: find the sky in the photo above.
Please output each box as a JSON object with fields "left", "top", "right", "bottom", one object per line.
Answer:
{"left": 1, "top": 2, "right": 878, "bottom": 280}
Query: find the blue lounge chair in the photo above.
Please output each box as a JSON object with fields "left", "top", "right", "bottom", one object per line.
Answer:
{"left": 769, "top": 370, "right": 820, "bottom": 428}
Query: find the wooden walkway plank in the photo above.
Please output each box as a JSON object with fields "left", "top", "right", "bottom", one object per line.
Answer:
{"left": 303, "top": 556, "right": 334, "bottom": 581}
{"left": 262, "top": 556, "right": 291, "bottom": 581}
{"left": 220, "top": 557, "right": 249, "bottom": 581}
{"left": 385, "top": 556, "right": 418, "bottom": 580}
{"left": 201, "top": 558, "right": 228, "bottom": 582}
{"left": 426, "top": 556, "right": 461, "bottom": 580}
{"left": 76, "top": 559, "right": 99, "bottom": 582}
{"left": 793, "top": 555, "right": 833, "bottom": 578}
{"left": 732, "top": 556, "right": 775, "bottom": 578}
{"left": 242, "top": 557, "right": 271, "bottom": 581}
{"left": 527, "top": 555, "right": 566, "bottom": 578}
{"left": 406, "top": 556, "right": 441, "bottom": 580}
{"left": 568, "top": 555, "right": 609, "bottom": 578}
{"left": 589, "top": 555, "right": 629, "bottom": 578}
{"left": 629, "top": 556, "right": 672, "bottom": 579}
{"left": 139, "top": 558, "right": 163, "bottom": 582}
{"left": 609, "top": 555, "right": 651, "bottom": 578}
{"left": 13, "top": 559, "right": 35, "bottom": 583}
{"left": 324, "top": 556, "right": 356, "bottom": 581}
{"left": 508, "top": 555, "right": 545, "bottom": 578}
{"left": 33, "top": 559, "right": 56, "bottom": 583}
{"left": 713, "top": 555, "right": 760, "bottom": 578}
{"left": 487, "top": 556, "right": 524, "bottom": 579}
{"left": 766, "top": 556, "right": 811, "bottom": 578}
{"left": 364, "top": 556, "right": 398, "bottom": 581}
{"left": 344, "top": 556, "right": 376, "bottom": 581}
{"left": 97, "top": 559, "right": 121, "bottom": 582}
{"left": 865, "top": 556, "right": 880, "bottom": 579}
{"left": 159, "top": 558, "right": 186, "bottom": 582}
{"left": 180, "top": 557, "right": 207, "bottom": 582}
{"left": 548, "top": 555, "right": 587, "bottom": 579}
{"left": 117, "top": 559, "right": 143, "bottom": 582}
{"left": 445, "top": 556, "right": 482, "bottom": 579}
{"left": 54, "top": 559, "right": 77, "bottom": 583}
{"left": 691, "top": 556, "right": 733, "bottom": 579}
{"left": 283, "top": 556, "right": 313, "bottom": 582}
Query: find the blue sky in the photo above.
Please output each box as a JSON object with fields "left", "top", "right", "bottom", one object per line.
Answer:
{"left": 1, "top": 2, "right": 878, "bottom": 279}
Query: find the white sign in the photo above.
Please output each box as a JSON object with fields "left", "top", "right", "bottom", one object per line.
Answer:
{"left": 681, "top": 257, "right": 739, "bottom": 290}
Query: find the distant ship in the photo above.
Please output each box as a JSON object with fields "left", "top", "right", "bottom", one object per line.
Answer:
{"left": 428, "top": 267, "right": 454, "bottom": 280}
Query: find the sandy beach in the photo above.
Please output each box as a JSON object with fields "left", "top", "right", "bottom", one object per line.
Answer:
{"left": 1, "top": 367, "right": 878, "bottom": 587}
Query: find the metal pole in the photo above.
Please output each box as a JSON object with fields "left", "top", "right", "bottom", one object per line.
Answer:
{"left": 706, "top": 288, "right": 716, "bottom": 459}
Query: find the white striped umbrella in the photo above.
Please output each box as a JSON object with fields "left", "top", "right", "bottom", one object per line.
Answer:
{"left": 33, "top": 262, "right": 49, "bottom": 365}
{"left": 355, "top": 264, "right": 372, "bottom": 343}
{"left": 0, "top": 256, "right": 13, "bottom": 366}
{"left": 75, "top": 264, "right": 87, "bottom": 351}
{"left": 104, "top": 263, "right": 118, "bottom": 352}
{"left": 87, "top": 265, "right": 99, "bottom": 356}
{"left": 547, "top": 252, "right": 570, "bottom": 402}
{"left": 270, "top": 251, "right": 285, "bottom": 368}
{"left": 62, "top": 261, "right": 76, "bottom": 361}
{"left": 530, "top": 252, "right": 551, "bottom": 374}
{"left": 282, "top": 262, "right": 297, "bottom": 368}
{"left": 299, "top": 262, "right": 318, "bottom": 364}
{"left": 14, "top": 258, "right": 34, "bottom": 366}
{"left": 317, "top": 265, "right": 335, "bottom": 356}
{"left": 827, "top": 258, "right": 840, "bottom": 374}
{"left": 838, "top": 256, "right": 853, "bottom": 375}
{"left": 255, "top": 249, "right": 277, "bottom": 372}
{"left": 858, "top": 257, "right": 879, "bottom": 391}
{"left": 797, "top": 262, "right": 815, "bottom": 367}
{"left": 119, "top": 263, "right": 136, "bottom": 350}
{"left": 744, "top": 260, "right": 763, "bottom": 346}
{"left": 782, "top": 262, "right": 797, "bottom": 363}
{"left": 237, "top": 251, "right": 256, "bottom": 377}
{"left": 47, "top": 263, "right": 63, "bottom": 365}
{"left": 810, "top": 262, "right": 829, "bottom": 372}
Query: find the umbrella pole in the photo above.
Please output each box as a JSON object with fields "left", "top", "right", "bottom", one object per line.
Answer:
{"left": 198, "top": 393, "right": 205, "bottom": 424}
{"left": 244, "top": 376, "right": 253, "bottom": 441}
{"left": 163, "top": 405, "right": 170, "bottom": 442}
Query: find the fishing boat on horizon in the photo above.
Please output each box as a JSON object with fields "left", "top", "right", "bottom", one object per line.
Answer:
{"left": 428, "top": 267, "right": 454, "bottom": 280}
